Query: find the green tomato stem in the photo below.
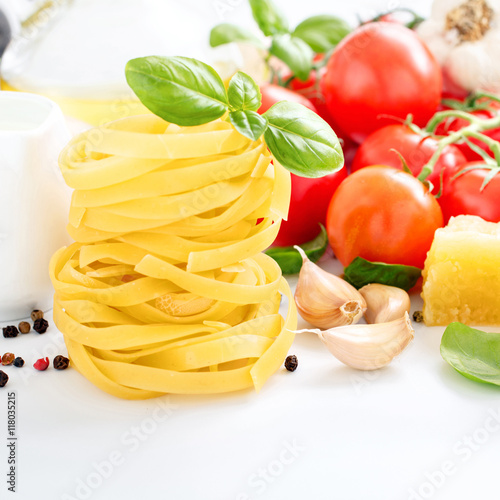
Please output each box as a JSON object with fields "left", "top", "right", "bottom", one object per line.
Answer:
{"left": 418, "top": 111, "right": 500, "bottom": 182}
{"left": 425, "top": 110, "right": 482, "bottom": 134}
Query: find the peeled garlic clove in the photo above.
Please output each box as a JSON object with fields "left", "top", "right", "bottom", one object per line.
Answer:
{"left": 314, "top": 312, "right": 414, "bottom": 370}
{"left": 359, "top": 283, "right": 411, "bottom": 324}
{"left": 293, "top": 246, "right": 366, "bottom": 329}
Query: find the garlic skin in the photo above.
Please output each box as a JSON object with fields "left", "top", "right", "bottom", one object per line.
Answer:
{"left": 418, "top": 0, "right": 500, "bottom": 93}
{"left": 298, "top": 312, "right": 414, "bottom": 371}
{"left": 359, "top": 284, "right": 411, "bottom": 324}
{"left": 293, "top": 246, "right": 366, "bottom": 329}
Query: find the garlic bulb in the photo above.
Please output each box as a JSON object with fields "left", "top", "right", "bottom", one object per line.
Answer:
{"left": 359, "top": 284, "right": 411, "bottom": 324}
{"left": 418, "top": 0, "right": 500, "bottom": 93}
{"left": 301, "top": 313, "right": 414, "bottom": 371}
{"left": 293, "top": 246, "right": 366, "bottom": 329}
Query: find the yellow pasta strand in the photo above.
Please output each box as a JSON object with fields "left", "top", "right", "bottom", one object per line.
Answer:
{"left": 50, "top": 115, "right": 297, "bottom": 399}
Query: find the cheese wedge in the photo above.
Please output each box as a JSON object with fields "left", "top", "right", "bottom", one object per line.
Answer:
{"left": 422, "top": 215, "right": 500, "bottom": 326}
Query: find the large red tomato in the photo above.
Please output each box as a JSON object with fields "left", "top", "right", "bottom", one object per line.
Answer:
{"left": 258, "top": 84, "right": 317, "bottom": 114}
{"left": 326, "top": 166, "right": 444, "bottom": 269}
{"left": 274, "top": 168, "right": 348, "bottom": 247}
{"left": 438, "top": 163, "right": 500, "bottom": 223}
{"left": 322, "top": 23, "right": 442, "bottom": 143}
{"left": 351, "top": 124, "right": 467, "bottom": 195}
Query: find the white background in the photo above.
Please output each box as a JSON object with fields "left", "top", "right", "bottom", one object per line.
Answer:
{"left": 2, "top": 1, "right": 500, "bottom": 500}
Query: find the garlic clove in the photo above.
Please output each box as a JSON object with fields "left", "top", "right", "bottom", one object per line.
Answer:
{"left": 359, "top": 283, "right": 411, "bottom": 324}
{"left": 293, "top": 246, "right": 366, "bottom": 329}
{"left": 301, "top": 312, "right": 414, "bottom": 371}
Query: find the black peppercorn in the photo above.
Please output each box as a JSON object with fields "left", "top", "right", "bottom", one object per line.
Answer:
{"left": 53, "top": 355, "right": 70, "bottom": 370}
{"left": 413, "top": 311, "right": 424, "bottom": 323}
{"left": 284, "top": 355, "right": 298, "bottom": 372}
{"left": 0, "top": 370, "right": 8, "bottom": 387}
{"left": 13, "top": 357, "right": 24, "bottom": 368}
{"left": 3, "top": 325, "right": 19, "bottom": 338}
{"left": 33, "top": 318, "right": 49, "bottom": 334}
{"left": 31, "top": 309, "right": 44, "bottom": 321}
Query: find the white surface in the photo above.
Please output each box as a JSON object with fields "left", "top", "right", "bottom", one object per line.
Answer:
{"left": 1, "top": 256, "right": 499, "bottom": 500}
{"left": 0, "top": 92, "right": 71, "bottom": 321}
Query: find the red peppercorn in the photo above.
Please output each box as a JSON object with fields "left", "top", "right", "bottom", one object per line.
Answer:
{"left": 33, "top": 357, "right": 49, "bottom": 371}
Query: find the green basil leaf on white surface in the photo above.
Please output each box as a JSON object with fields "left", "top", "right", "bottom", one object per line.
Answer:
{"left": 266, "top": 224, "right": 328, "bottom": 275}
{"left": 441, "top": 323, "right": 500, "bottom": 387}
{"left": 343, "top": 257, "right": 422, "bottom": 291}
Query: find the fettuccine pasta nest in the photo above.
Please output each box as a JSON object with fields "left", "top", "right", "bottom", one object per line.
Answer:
{"left": 50, "top": 115, "right": 297, "bottom": 399}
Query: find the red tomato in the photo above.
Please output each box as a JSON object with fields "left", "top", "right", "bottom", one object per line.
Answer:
{"left": 438, "top": 163, "right": 500, "bottom": 223}
{"left": 273, "top": 168, "right": 348, "bottom": 247}
{"left": 258, "top": 84, "right": 317, "bottom": 114}
{"left": 322, "top": 23, "right": 442, "bottom": 143}
{"left": 326, "top": 166, "right": 444, "bottom": 269}
{"left": 434, "top": 109, "right": 500, "bottom": 161}
{"left": 351, "top": 124, "right": 467, "bottom": 195}
{"left": 275, "top": 66, "right": 344, "bottom": 134}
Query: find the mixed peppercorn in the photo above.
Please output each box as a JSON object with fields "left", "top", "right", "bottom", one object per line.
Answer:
{"left": 0, "top": 309, "right": 70, "bottom": 387}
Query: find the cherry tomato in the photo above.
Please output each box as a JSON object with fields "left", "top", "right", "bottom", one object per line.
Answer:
{"left": 258, "top": 84, "right": 317, "bottom": 114}
{"left": 326, "top": 166, "right": 444, "bottom": 269}
{"left": 322, "top": 23, "right": 442, "bottom": 143}
{"left": 438, "top": 163, "right": 500, "bottom": 223}
{"left": 435, "top": 109, "right": 500, "bottom": 161}
{"left": 351, "top": 124, "right": 467, "bottom": 195}
{"left": 273, "top": 167, "right": 348, "bottom": 247}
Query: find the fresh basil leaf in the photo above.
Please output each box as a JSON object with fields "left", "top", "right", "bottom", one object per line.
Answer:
{"left": 265, "top": 224, "right": 328, "bottom": 275}
{"left": 263, "top": 101, "right": 344, "bottom": 178}
{"left": 229, "top": 110, "right": 268, "bottom": 141}
{"left": 125, "top": 56, "right": 228, "bottom": 127}
{"left": 343, "top": 257, "right": 421, "bottom": 291}
{"left": 269, "top": 34, "right": 313, "bottom": 81}
{"left": 228, "top": 72, "right": 262, "bottom": 111}
{"left": 249, "top": 0, "right": 289, "bottom": 36}
{"left": 441, "top": 323, "right": 500, "bottom": 387}
{"left": 210, "top": 23, "right": 264, "bottom": 49}
{"left": 293, "top": 15, "right": 351, "bottom": 53}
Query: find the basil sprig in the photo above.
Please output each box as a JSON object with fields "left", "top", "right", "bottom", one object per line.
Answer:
{"left": 441, "top": 323, "right": 500, "bottom": 387}
{"left": 343, "top": 257, "right": 421, "bottom": 291}
{"left": 265, "top": 224, "right": 328, "bottom": 275}
{"left": 209, "top": 0, "right": 350, "bottom": 81}
{"left": 126, "top": 56, "right": 344, "bottom": 178}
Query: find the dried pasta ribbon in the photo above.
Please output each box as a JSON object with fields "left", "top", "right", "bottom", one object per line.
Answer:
{"left": 50, "top": 115, "right": 296, "bottom": 399}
